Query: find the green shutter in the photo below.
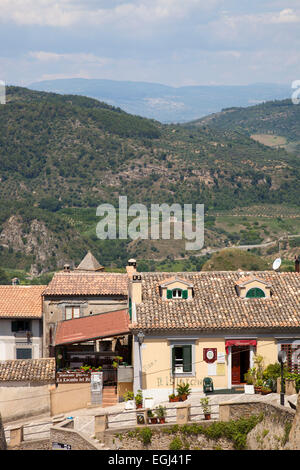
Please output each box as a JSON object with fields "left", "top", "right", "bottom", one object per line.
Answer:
{"left": 182, "top": 345, "right": 192, "bottom": 372}
{"left": 129, "top": 298, "right": 132, "bottom": 320}
{"left": 167, "top": 289, "right": 172, "bottom": 299}
{"left": 172, "top": 347, "right": 176, "bottom": 373}
{"left": 246, "top": 287, "right": 265, "bottom": 298}
{"left": 182, "top": 289, "right": 188, "bottom": 299}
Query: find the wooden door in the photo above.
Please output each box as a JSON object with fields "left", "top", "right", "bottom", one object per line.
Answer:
{"left": 231, "top": 346, "right": 241, "bottom": 384}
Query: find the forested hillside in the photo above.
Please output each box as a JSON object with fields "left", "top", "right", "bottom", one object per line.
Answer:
{"left": 0, "top": 87, "right": 299, "bottom": 276}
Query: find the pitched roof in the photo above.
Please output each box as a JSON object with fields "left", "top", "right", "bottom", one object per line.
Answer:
{"left": 43, "top": 272, "right": 128, "bottom": 296}
{"left": 0, "top": 285, "right": 46, "bottom": 318}
{"left": 54, "top": 309, "right": 129, "bottom": 345}
{"left": 132, "top": 271, "right": 300, "bottom": 332}
{"left": 75, "top": 251, "right": 104, "bottom": 272}
{"left": 235, "top": 275, "right": 271, "bottom": 287}
{"left": 0, "top": 358, "right": 55, "bottom": 382}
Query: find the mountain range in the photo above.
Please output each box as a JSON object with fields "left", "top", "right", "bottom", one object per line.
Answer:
{"left": 28, "top": 79, "right": 291, "bottom": 124}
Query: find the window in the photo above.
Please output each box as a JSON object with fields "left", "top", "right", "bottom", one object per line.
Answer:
{"left": 167, "top": 289, "right": 188, "bottom": 299}
{"left": 172, "top": 345, "right": 192, "bottom": 374}
{"left": 16, "top": 348, "right": 32, "bottom": 359}
{"left": 11, "top": 320, "right": 31, "bottom": 333}
{"left": 281, "top": 344, "right": 300, "bottom": 373}
{"left": 246, "top": 288, "right": 265, "bottom": 298}
{"left": 65, "top": 306, "right": 80, "bottom": 320}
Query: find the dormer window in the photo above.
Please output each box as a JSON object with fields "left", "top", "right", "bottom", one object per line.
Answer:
{"left": 161, "top": 277, "right": 193, "bottom": 300}
{"left": 246, "top": 287, "right": 266, "bottom": 299}
{"left": 235, "top": 275, "right": 271, "bottom": 299}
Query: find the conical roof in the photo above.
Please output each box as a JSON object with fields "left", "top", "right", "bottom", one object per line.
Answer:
{"left": 75, "top": 252, "right": 104, "bottom": 272}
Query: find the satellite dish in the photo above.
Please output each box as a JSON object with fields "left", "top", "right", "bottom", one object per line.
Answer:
{"left": 273, "top": 258, "right": 282, "bottom": 271}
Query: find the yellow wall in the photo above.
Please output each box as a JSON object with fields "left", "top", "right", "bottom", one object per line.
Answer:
{"left": 141, "top": 337, "right": 278, "bottom": 390}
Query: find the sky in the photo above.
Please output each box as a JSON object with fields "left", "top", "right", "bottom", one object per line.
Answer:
{"left": 0, "top": 0, "right": 300, "bottom": 87}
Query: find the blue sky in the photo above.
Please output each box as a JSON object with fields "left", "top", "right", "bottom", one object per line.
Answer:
{"left": 0, "top": 0, "right": 300, "bottom": 86}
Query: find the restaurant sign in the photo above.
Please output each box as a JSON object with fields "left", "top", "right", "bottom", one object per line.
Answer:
{"left": 56, "top": 371, "right": 91, "bottom": 384}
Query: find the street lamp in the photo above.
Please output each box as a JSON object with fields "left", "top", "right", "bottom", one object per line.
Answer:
{"left": 137, "top": 331, "right": 145, "bottom": 345}
{"left": 278, "top": 350, "right": 287, "bottom": 406}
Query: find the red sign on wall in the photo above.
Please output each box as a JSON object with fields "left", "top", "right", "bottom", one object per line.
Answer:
{"left": 203, "top": 348, "right": 217, "bottom": 363}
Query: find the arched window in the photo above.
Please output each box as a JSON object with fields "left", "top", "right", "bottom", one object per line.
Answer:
{"left": 246, "top": 287, "right": 266, "bottom": 298}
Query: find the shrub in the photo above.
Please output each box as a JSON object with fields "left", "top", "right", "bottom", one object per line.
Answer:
{"left": 169, "top": 437, "right": 183, "bottom": 450}
{"left": 139, "top": 427, "right": 153, "bottom": 446}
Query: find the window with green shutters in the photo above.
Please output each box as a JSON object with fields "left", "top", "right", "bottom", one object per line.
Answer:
{"left": 246, "top": 287, "right": 265, "bottom": 298}
{"left": 166, "top": 288, "right": 188, "bottom": 299}
{"left": 172, "top": 345, "right": 192, "bottom": 373}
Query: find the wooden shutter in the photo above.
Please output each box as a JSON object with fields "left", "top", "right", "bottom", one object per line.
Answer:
{"left": 182, "top": 289, "right": 188, "bottom": 299}
{"left": 182, "top": 345, "right": 192, "bottom": 372}
{"left": 167, "top": 289, "right": 172, "bottom": 299}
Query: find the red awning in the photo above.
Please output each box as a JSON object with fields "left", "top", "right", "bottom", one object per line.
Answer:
{"left": 54, "top": 309, "right": 129, "bottom": 346}
{"left": 225, "top": 339, "right": 257, "bottom": 355}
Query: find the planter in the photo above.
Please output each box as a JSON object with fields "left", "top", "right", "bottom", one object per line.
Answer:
{"left": 261, "top": 389, "right": 272, "bottom": 396}
{"left": 244, "top": 384, "right": 255, "bottom": 395}
{"left": 150, "top": 417, "right": 158, "bottom": 424}
{"left": 254, "top": 386, "right": 262, "bottom": 394}
{"left": 124, "top": 400, "right": 135, "bottom": 410}
{"left": 159, "top": 417, "right": 166, "bottom": 424}
{"left": 169, "top": 396, "right": 179, "bottom": 403}
{"left": 136, "top": 403, "right": 143, "bottom": 409}
{"left": 179, "top": 394, "right": 187, "bottom": 402}
{"left": 204, "top": 413, "right": 211, "bottom": 420}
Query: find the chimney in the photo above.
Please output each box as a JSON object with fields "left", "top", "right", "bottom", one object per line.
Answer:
{"left": 11, "top": 277, "right": 19, "bottom": 285}
{"left": 131, "top": 274, "right": 142, "bottom": 305}
{"left": 295, "top": 256, "right": 300, "bottom": 273}
{"left": 126, "top": 258, "right": 137, "bottom": 278}
{"left": 64, "top": 264, "right": 71, "bottom": 272}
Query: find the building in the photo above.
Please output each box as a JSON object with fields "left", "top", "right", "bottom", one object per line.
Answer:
{"left": 42, "top": 252, "right": 131, "bottom": 383}
{"left": 0, "top": 285, "right": 45, "bottom": 360}
{"left": 129, "top": 264, "right": 300, "bottom": 403}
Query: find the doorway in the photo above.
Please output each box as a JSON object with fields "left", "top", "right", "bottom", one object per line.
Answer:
{"left": 231, "top": 346, "right": 250, "bottom": 385}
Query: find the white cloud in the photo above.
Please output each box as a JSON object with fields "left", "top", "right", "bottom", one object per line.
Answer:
{"left": 0, "top": 0, "right": 221, "bottom": 27}
{"left": 28, "top": 51, "right": 111, "bottom": 66}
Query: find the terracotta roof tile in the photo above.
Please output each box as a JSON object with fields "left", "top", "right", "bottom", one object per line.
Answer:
{"left": 133, "top": 271, "right": 300, "bottom": 331}
{"left": 0, "top": 286, "right": 45, "bottom": 318}
{"left": 54, "top": 309, "right": 129, "bottom": 345}
{"left": 43, "top": 272, "right": 128, "bottom": 296}
{"left": 0, "top": 358, "right": 55, "bottom": 382}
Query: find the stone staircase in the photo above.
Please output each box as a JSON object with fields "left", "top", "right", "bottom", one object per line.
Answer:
{"left": 102, "top": 386, "right": 118, "bottom": 408}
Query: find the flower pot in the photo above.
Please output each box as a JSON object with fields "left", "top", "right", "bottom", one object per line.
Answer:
{"left": 125, "top": 400, "right": 135, "bottom": 410}
{"left": 179, "top": 394, "right": 187, "bottom": 402}
{"left": 150, "top": 417, "right": 158, "bottom": 424}
{"left": 204, "top": 413, "right": 211, "bottom": 420}
{"left": 254, "top": 386, "right": 262, "bottom": 394}
{"left": 159, "top": 417, "right": 166, "bottom": 424}
{"left": 136, "top": 403, "right": 143, "bottom": 409}
{"left": 169, "top": 396, "right": 179, "bottom": 403}
{"left": 244, "top": 384, "right": 255, "bottom": 395}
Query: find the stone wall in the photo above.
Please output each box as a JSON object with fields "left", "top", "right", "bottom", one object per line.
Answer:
{"left": 219, "top": 400, "right": 295, "bottom": 450}
{"left": 50, "top": 421, "right": 103, "bottom": 450}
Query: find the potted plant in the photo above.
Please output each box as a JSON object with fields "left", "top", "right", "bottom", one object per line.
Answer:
{"left": 112, "top": 356, "right": 123, "bottom": 368}
{"left": 260, "top": 386, "right": 272, "bottom": 395}
{"left": 244, "top": 369, "right": 255, "bottom": 394}
{"left": 176, "top": 383, "right": 191, "bottom": 401}
{"left": 123, "top": 390, "right": 135, "bottom": 410}
{"left": 255, "top": 378, "right": 264, "bottom": 394}
{"left": 169, "top": 393, "right": 179, "bottom": 403}
{"left": 200, "top": 397, "right": 211, "bottom": 420}
{"left": 155, "top": 405, "right": 167, "bottom": 424}
{"left": 147, "top": 409, "right": 158, "bottom": 424}
{"left": 135, "top": 389, "right": 143, "bottom": 409}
